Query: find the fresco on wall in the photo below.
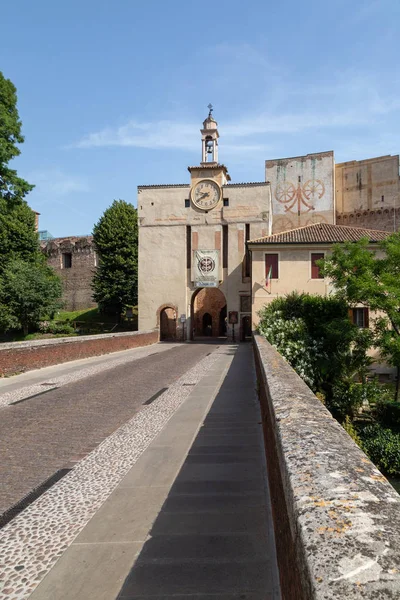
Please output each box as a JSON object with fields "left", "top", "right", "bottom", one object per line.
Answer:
{"left": 267, "top": 152, "right": 334, "bottom": 234}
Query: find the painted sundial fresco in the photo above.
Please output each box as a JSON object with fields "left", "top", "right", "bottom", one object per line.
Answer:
{"left": 266, "top": 151, "right": 334, "bottom": 234}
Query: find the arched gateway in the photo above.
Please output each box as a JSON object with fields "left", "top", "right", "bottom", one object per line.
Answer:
{"left": 191, "top": 288, "right": 227, "bottom": 339}
{"left": 158, "top": 305, "right": 177, "bottom": 341}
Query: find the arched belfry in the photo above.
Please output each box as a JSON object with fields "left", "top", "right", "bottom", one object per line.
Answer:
{"left": 201, "top": 104, "right": 219, "bottom": 164}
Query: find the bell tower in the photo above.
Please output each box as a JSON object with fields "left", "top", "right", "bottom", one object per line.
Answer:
{"left": 188, "top": 105, "right": 230, "bottom": 190}
{"left": 201, "top": 104, "right": 219, "bottom": 164}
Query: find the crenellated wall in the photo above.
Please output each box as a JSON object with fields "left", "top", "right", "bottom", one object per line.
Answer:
{"left": 41, "top": 236, "right": 97, "bottom": 310}
{"left": 253, "top": 334, "right": 400, "bottom": 599}
{"left": 336, "top": 207, "right": 400, "bottom": 232}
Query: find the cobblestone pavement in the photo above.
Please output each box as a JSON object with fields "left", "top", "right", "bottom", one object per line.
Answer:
{"left": 0, "top": 346, "right": 223, "bottom": 600}
{"left": 0, "top": 343, "right": 216, "bottom": 516}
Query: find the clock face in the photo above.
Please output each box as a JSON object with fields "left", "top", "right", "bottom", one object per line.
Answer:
{"left": 191, "top": 179, "right": 221, "bottom": 210}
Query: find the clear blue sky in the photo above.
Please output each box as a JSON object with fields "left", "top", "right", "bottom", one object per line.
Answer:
{"left": 1, "top": 0, "right": 399, "bottom": 237}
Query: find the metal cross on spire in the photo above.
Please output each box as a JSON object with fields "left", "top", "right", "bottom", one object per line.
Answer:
{"left": 207, "top": 103, "right": 213, "bottom": 117}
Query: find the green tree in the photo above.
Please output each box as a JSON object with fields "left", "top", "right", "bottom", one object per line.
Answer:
{"left": 0, "top": 259, "right": 63, "bottom": 335}
{"left": 321, "top": 232, "right": 400, "bottom": 401}
{"left": 92, "top": 200, "right": 138, "bottom": 317}
{"left": 258, "top": 292, "right": 372, "bottom": 418}
{"left": 0, "top": 71, "right": 38, "bottom": 276}
{"left": 0, "top": 72, "right": 63, "bottom": 335}
{"left": 0, "top": 71, "right": 34, "bottom": 203}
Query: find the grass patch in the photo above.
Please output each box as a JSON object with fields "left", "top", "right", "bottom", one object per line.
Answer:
{"left": 55, "top": 307, "right": 138, "bottom": 326}
{"left": 55, "top": 308, "right": 107, "bottom": 323}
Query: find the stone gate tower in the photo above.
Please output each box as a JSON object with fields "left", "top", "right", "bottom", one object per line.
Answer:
{"left": 138, "top": 107, "right": 272, "bottom": 341}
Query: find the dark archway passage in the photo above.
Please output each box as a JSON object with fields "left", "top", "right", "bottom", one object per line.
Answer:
{"left": 241, "top": 315, "right": 252, "bottom": 341}
{"left": 160, "top": 307, "right": 176, "bottom": 341}
{"left": 191, "top": 288, "right": 227, "bottom": 339}
{"left": 202, "top": 313, "right": 212, "bottom": 336}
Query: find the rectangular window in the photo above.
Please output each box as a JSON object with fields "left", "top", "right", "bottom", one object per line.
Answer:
{"left": 185, "top": 199, "right": 190, "bottom": 208}
{"left": 240, "top": 295, "right": 251, "bottom": 312}
{"left": 62, "top": 253, "right": 72, "bottom": 269}
{"left": 244, "top": 224, "right": 251, "bottom": 278}
{"left": 223, "top": 198, "right": 229, "bottom": 207}
{"left": 223, "top": 225, "right": 228, "bottom": 269}
{"left": 265, "top": 253, "right": 279, "bottom": 279}
{"left": 352, "top": 307, "right": 369, "bottom": 328}
{"left": 186, "top": 226, "right": 191, "bottom": 269}
{"left": 311, "top": 253, "right": 324, "bottom": 279}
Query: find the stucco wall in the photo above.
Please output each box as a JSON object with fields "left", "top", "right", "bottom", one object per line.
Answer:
{"left": 251, "top": 245, "right": 331, "bottom": 323}
{"left": 138, "top": 182, "right": 272, "bottom": 337}
{"left": 266, "top": 151, "right": 335, "bottom": 233}
{"left": 336, "top": 154, "right": 400, "bottom": 216}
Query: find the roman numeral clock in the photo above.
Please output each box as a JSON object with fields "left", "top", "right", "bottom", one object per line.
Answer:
{"left": 191, "top": 179, "right": 222, "bottom": 210}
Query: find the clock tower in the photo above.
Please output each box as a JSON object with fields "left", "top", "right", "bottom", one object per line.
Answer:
{"left": 188, "top": 105, "right": 231, "bottom": 211}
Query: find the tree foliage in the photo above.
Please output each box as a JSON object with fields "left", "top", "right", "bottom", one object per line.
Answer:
{"left": 321, "top": 233, "right": 400, "bottom": 401}
{"left": 92, "top": 200, "right": 138, "bottom": 317}
{"left": 0, "top": 259, "right": 63, "bottom": 334}
{"left": 0, "top": 72, "right": 63, "bottom": 334}
{"left": 258, "top": 292, "right": 372, "bottom": 418}
{"left": 0, "top": 71, "right": 34, "bottom": 203}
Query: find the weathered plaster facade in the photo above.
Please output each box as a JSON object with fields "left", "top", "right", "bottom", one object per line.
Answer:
{"left": 336, "top": 154, "right": 400, "bottom": 232}
{"left": 266, "top": 151, "right": 335, "bottom": 233}
{"left": 42, "top": 236, "right": 97, "bottom": 311}
{"left": 138, "top": 111, "right": 272, "bottom": 340}
{"left": 250, "top": 244, "right": 332, "bottom": 320}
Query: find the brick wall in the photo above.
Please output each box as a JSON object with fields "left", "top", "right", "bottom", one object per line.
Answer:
{"left": 0, "top": 330, "right": 158, "bottom": 376}
{"left": 193, "top": 288, "right": 227, "bottom": 337}
{"left": 41, "top": 236, "right": 97, "bottom": 311}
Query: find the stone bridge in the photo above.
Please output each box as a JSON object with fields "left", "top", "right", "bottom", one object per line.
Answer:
{"left": 0, "top": 335, "right": 399, "bottom": 599}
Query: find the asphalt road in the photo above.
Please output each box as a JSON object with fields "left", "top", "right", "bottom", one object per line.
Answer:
{"left": 0, "top": 343, "right": 216, "bottom": 516}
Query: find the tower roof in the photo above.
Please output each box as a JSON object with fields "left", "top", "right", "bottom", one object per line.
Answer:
{"left": 202, "top": 103, "right": 218, "bottom": 129}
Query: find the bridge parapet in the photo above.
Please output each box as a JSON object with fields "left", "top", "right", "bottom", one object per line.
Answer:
{"left": 254, "top": 334, "right": 400, "bottom": 599}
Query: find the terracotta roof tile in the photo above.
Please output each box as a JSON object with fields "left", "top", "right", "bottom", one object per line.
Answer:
{"left": 248, "top": 223, "right": 391, "bottom": 245}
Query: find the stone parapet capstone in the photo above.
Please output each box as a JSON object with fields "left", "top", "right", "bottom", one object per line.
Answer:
{"left": 0, "top": 330, "right": 158, "bottom": 376}
{"left": 253, "top": 333, "right": 400, "bottom": 599}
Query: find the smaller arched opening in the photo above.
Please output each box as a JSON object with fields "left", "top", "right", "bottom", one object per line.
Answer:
{"left": 191, "top": 287, "right": 227, "bottom": 339}
{"left": 158, "top": 304, "right": 177, "bottom": 341}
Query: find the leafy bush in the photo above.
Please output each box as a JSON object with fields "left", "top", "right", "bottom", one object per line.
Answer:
{"left": 343, "top": 416, "right": 363, "bottom": 448}
{"left": 329, "top": 380, "right": 365, "bottom": 420}
{"left": 373, "top": 398, "right": 400, "bottom": 429}
{"left": 328, "top": 379, "right": 384, "bottom": 420}
{"left": 38, "top": 321, "right": 75, "bottom": 335}
{"left": 359, "top": 424, "right": 400, "bottom": 476}
{"left": 257, "top": 308, "right": 320, "bottom": 388}
{"left": 258, "top": 292, "right": 372, "bottom": 410}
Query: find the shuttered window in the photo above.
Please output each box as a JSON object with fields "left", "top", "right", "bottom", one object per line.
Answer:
{"left": 265, "top": 253, "right": 279, "bottom": 279}
{"left": 350, "top": 307, "right": 370, "bottom": 328}
{"left": 311, "top": 253, "right": 324, "bottom": 279}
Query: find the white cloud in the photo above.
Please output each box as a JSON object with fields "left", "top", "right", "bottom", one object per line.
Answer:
{"left": 29, "top": 168, "right": 90, "bottom": 196}
{"left": 70, "top": 44, "right": 400, "bottom": 158}
{"left": 72, "top": 108, "right": 374, "bottom": 153}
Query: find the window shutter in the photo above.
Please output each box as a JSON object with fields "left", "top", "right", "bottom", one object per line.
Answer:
{"left": 364, "top": 307, "right": 369, "bottom": 328}
{"left": 311, "top": 253, "right": 324, "bottom": 279}
{"left": 348, "top": 308, "right": 354, "bottom": 322}
{"left": 265, "top": 254, "right": 279, "bottom": 279}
